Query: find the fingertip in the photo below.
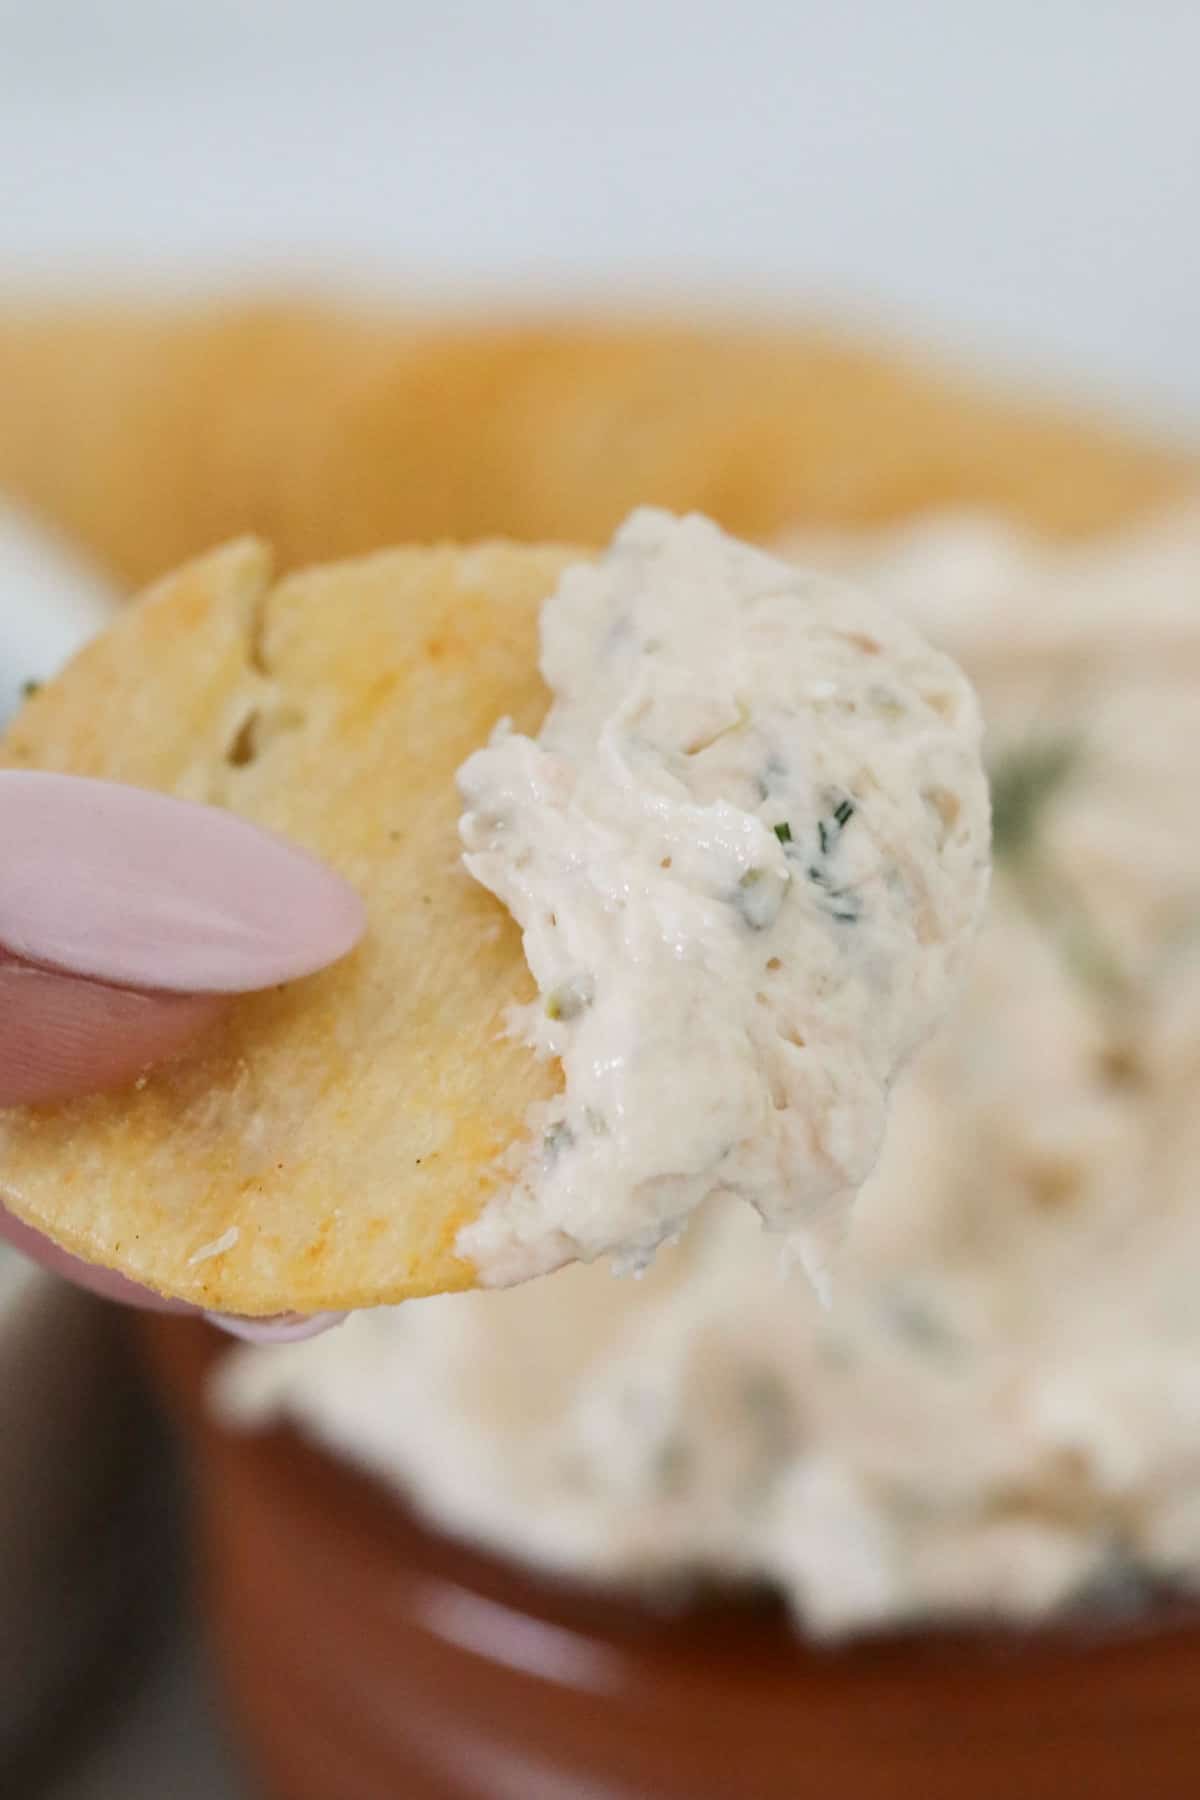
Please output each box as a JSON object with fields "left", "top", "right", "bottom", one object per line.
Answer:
{"left": 205, "top": 1310, "right": 349, "bottom": 1344}
{"left": 0, "top": 1204, "right": 191, "bottom": 1313}
{"left": 289, "top": 857, "right": 367, "bottom": 981}
{"left": 0, "top": 961, "right": 225, "bottom": 1108}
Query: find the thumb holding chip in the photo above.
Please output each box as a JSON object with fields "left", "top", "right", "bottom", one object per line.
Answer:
{"left": 0, "top": 772, "right": 365, "bottom": 1339}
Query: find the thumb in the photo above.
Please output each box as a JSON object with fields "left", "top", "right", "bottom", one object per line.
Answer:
{"left": 0, "top": 772, "right": 365, "bottom": 1106}
{"left": 0, "top": 957, "right": 223, "bottom": 1106}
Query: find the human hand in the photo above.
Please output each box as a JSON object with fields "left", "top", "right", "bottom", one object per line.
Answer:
{"left": 0, "top": 772, "right": 365, "bottom": 1342}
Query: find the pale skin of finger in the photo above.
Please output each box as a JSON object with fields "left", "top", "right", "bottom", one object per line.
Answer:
{"left": 0, "top": 1204, "right": 345, "bottom": 1339}
{"left": 0, "top": 774, "right": 366, "bottom": 1340}
{"left": 0, "top": 1204, "right": 190, "bottom": 1311}
{"left": 0, "top": 955, "right": 211, "bottom": 1311}
{"left": 0, "top": 955, "right": 225, "bottom": 1106}
{"left": 0, "top": 960, "right": 349, "bottom": 1341}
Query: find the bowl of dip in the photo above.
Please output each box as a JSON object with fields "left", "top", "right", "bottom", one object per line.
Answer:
{"left": 141, "top": 496, "right": 1200, "bottom": 1798}
{"left": 147, "top": 1311, "right": 1200, "bottom": 1800}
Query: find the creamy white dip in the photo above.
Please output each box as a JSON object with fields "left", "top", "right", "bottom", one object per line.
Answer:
{"left": 456, "top": 510, "right": 989, "bottom": 1285}
{"left": 220, "top": 501, "right": 1200, "bottom": 1638}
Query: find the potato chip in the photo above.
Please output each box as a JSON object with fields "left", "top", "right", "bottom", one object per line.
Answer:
{"left": 0, "top": 306, "right": 1187, "bottom": 590}
{"left": 0, "top": 537, "right": 577, "bottom": 1313}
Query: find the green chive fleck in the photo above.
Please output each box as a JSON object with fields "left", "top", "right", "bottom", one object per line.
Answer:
{"left": 543, "top": 1120, "right": 575, "bottom": 1161}
{"left": 773, "top": 821, "right": 792, "bottom": 844}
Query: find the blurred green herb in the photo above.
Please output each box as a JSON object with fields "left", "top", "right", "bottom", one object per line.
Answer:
{"left": 653, "top": 1436, "right": 694, "bottom": 1498}
{"left": 880, "top": 1289, "right": 962, "bottom": 1359}
{"left": 989, "top": 735, "right": 1080, "bottom": 863}
{"left": 989, "top": 734, "right": 1130, "bottom": 1005}
{"left": 1019, "top": 859, "right": 1131, "bottom": 1004}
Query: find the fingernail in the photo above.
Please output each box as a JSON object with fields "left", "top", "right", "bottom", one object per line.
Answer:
{"left": 206, "top": 1310, "right": 348, "bottom": 1344}
{"left": 0, "top": 773, "right": 365, "bottom": 993}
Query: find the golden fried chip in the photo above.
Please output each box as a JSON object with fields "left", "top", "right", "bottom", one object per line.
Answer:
{"left": 0, "top": 305, "right": 1188, "bottom": 590}
{"left": 0, "top": 537, "right": 579, "bottom": 1314}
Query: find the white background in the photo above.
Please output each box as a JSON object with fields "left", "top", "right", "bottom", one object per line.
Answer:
{"left": 1, "top": 0, "right": 1198, "bottom": 439}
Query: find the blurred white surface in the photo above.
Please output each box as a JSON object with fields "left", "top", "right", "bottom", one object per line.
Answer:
{"left": 0, "top": 0, "right": 1197, "bottom": 438}
{"left": 0, "top": 507, "right": 116, "bottom": 725}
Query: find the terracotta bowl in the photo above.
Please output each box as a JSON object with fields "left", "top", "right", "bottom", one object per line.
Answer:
{"left": 142, "top": 1314, "right": 1200, "bottom": 1800}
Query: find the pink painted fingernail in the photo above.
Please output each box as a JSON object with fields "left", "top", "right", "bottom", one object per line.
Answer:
{"left": 206, "top": 1310, "right": 348, "bottom": 1343}
{"left": 0, "top": 773, "right": 365, "bottom": 994}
